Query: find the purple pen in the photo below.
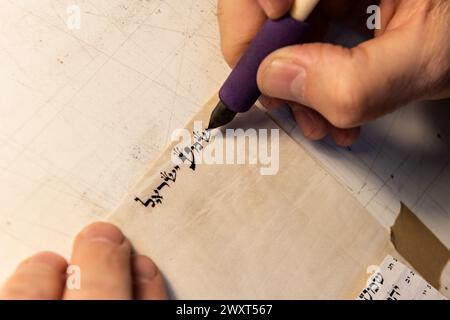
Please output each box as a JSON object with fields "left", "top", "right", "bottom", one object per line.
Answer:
{"left": 207, "top": 0, "right": 320, "bottom": 129}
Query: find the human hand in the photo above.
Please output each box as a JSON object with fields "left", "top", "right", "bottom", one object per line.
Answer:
{"left": 0, "top": 222, "right": 167, "bottom": 300}
{"left": 218, "top": 0, "right": 450, "bottom": 146}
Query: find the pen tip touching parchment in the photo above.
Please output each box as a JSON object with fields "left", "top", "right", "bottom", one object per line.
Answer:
{"left": 207, "top": 100, "right": 237, "bottom": 130}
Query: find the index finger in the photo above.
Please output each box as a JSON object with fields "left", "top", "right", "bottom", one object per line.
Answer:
{"left": 218, "top": 0, "right": 266, "bottom": 67}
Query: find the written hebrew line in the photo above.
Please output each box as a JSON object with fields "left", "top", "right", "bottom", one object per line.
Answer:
{"left": 134, "top": 129, "right": 212, "bottom": 209}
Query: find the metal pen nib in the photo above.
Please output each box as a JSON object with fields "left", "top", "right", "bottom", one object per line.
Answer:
{"left": 207, "top": 101, "right": 237, "bottom": 130}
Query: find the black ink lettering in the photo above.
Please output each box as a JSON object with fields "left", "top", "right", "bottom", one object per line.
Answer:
{"left": 388, "top": 285, "right": 401, "bottom": 300}
{"left": 194, "top": 130, "right": 211, "bottom": 143}
{"left": 192, "top": 141, "right": 204, "bottom": 152}
{"left": 137, "top": 129, "right": 213, "bottom": 210}
{"left": 151, "top": 189, "right": 163, "bottom": 205}
{"left": 135, "top": 196, "right": 156, "bottom": 208}
{"left": 161, "top": 168, "right": 178, "bottom": 183}
{"left": 174, "top": 146, "right": 196, "bottom": 171}
{"left": 359, "top": 288, "right": 373, "bottom": 300}
{"left": 157, "top": 182, "right": 169, "bottom": 190}
{"left": 373, "top": 272, "right": 384, "bottom": 285}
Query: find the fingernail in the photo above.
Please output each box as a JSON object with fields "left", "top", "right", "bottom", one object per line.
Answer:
{"left": 261, "top": 59, "right": 307, "bottom": 105}
{"left": 294, "top": 107, "right": 315, "bottom": 137}
{"left": 133, "top": 256, "right": 158, "bottom": 282}
{"left": 81, "top": 222, "right": 124, "bottom": 244}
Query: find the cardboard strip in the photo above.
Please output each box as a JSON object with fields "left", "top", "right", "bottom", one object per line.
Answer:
{"left": 391, "top": 203, "right": 450, "bottom": 290}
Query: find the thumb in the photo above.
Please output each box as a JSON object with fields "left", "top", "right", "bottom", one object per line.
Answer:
{"left": 257, "top": 29, "right": 428, "bottom": 128}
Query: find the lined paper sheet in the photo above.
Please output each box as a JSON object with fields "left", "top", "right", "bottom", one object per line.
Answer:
{"left": 271, "top": 101, "right": 450, "bottom": 243}
{"left": 267, "top": 21, "right": 450, "bottom": 248}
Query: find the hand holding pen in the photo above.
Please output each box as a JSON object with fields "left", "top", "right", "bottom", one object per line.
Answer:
{"left": 218, "top": 0, "right": 450, "bottom": 146}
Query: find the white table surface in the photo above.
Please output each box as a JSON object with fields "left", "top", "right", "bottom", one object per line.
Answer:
{"left": 0, "top": 0, "right": 228, "bottom": 281}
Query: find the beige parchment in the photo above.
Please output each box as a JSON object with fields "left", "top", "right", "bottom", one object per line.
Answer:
{"left": 108, "top": 97, "right": 394, "bottom": 299}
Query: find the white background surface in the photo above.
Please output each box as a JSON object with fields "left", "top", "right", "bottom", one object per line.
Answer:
{"left": 0, "top": 0, "right": 228, "bottom": 281}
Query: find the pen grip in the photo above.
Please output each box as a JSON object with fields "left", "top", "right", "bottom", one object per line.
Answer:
{"left": 219, "top": 15, "right": 309, "bottom": 113}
